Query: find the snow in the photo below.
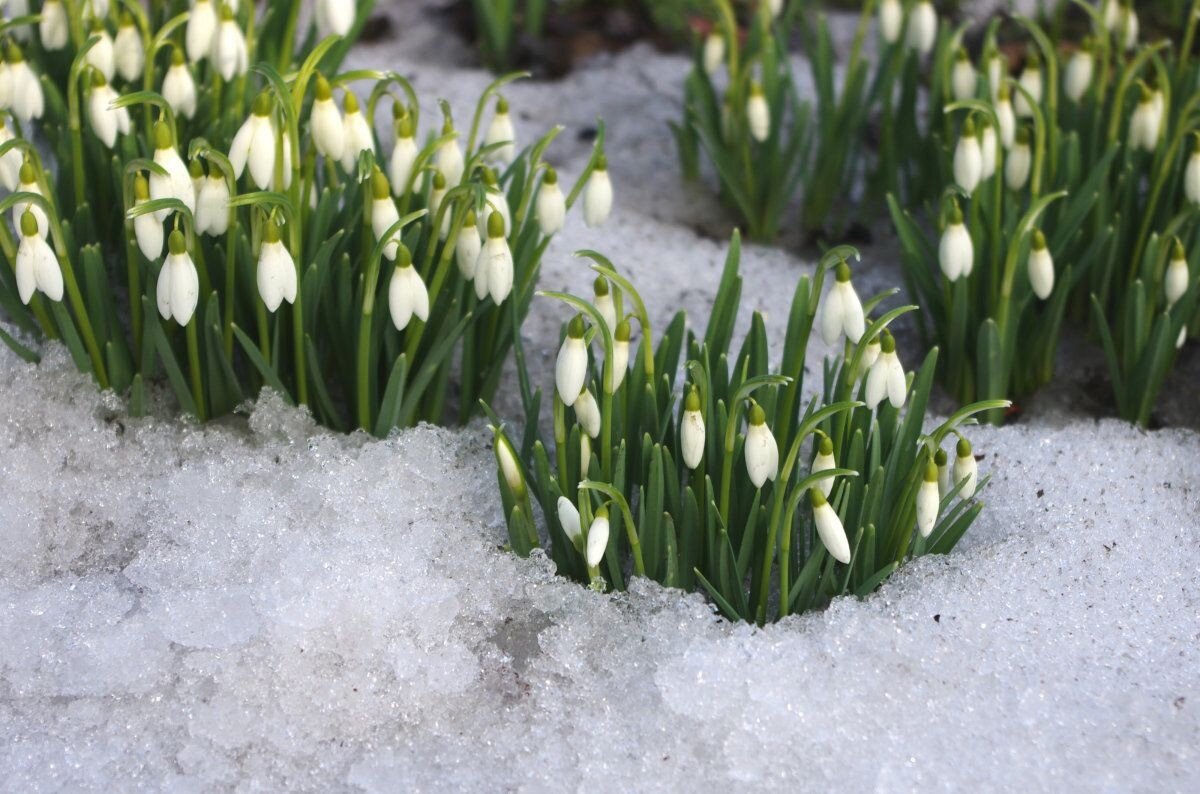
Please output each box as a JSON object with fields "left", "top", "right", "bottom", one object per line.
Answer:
{"left": 1, "top": 1, "right": 1199, "bottom": 790}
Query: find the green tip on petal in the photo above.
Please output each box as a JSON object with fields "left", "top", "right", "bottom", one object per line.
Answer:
{"left": 567, "top": 315, "right": 585, "bottom": 339}
{"left": 749, "top": 81, "right": 764, "bottom": 97}
{"left": 1173, "top": 238, "right": 1186, "bottom": 261}
{"left": 593, "top": 276, "right": 609, "bottom": 296}
{"left": 120, "top": 12, "right": 134, "bottom": 27}
{"left": 441, "top": 116, "right": 454, "bottom": 134}
{"left": 880, "top": 330, "right": 896, "bottom": 354}
{"left": 835, "top": 260, "right": 851, "bottom": 282}
{"left": 1137, "top": 82, "right": 1153, "bottom": 103}
{"left": 252, "top": 92, "right": 272, "bottom": 117}
{"left": 543, "top": 167, "right": 558, "bottom": 185}
{"left": 748, "top": 403, "right": 766, "bottom": 426}
{"left": 19, "top": 161, "right": 35, "bottom": 185}
{"left": 19, "top": 209, "right": 38, "bottom": 238}
{"left": 949, "top": 203, "right": 964, "bottom": 225}
{"left": 998, "top": 83, "right": 1010, "bottom": 101}
{"left": 685, "top": 387, "right": 701, "bottom": 412}
{"left": 154, "top": 121, "right": 173, "bottom": 150}
{"left": 495, "top": 95, "right": 509, "bottom": 114}
{"left": 398, "top": 244, "right": 412, "bottom": 267}
{"left": 1016, "top": 126, "right": 1031, "bottom": 145}
{"left": 482, "top": 167, "right": 498, "bottom": 187}
{"left": 818, "top": 435, "right": 833, "bottom": 456}
{"left": 594, "top": 504, "right": 609, "bottom": 520}
{"left": 6, "top": 43, "right": 24, "bottom": 63}
{"left": 189, "top": 159, "right": 204, "bottom": 178}
{"left": 90, "top": 69, "right": 106, "bottom": 88}
{"left": 934, "top": 448, "right": 948, "bottom": 466}
{"left": 595, "top": 153, "right": 607, "bottom": 171}
{"left": 924, "top": 460, "right": 939, "bottom": 482}
{"left": 344, "top": 91, "right": 360, "bottom": 114}
{"left": 134, "top": 173, "right": 150, "bottom": 199}
{"left": 396, "top": 113, "right": 414, "bottom": 139}
{"left": 486, "top": 209, "right": 505, "bottom": 239}
{"left": 956, "top": 437, "right": 972, "bottom": 457}
{"left": 219, "top": 3, "right": 235, "bottom": 21}
{"left": 463, "top": 209, "right": 476, "bottom": 226}
{"left": 1025, "top": 51, "right": 1041, "bottom": 69}
{"left": 371, "top": 169, "right": 390, "bottom": 200}
{"left": 315, "top": 75, "right": 333, "bottom": 101}
{"left": 170, "top": 46, "right": 185, "bottom": 66}
{"left": 962, "top": 117, "right": 976, "bottom": 137}
{"left": 432, "top": 171, "right": 446, "bottom": 190}
{"left": 808, "top": 487, "right": 828, "bottom": 508}
{"left": 1032, "top": 229, "right": 1046, "bottom": 250}
{"left": 956, "top": 47, "right": 969, "bottom": 62}
{"left": 615, "top": 319, "right": 631, "bottom": 342}
{"left": 264, "top": 218, "right": 281, "bottom": 243}
{"left": 168, "top": 229, "right": 187, "bottom": 255}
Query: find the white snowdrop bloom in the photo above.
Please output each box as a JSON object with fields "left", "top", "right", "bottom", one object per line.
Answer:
{"left": 495, "top": 434, "right": 525, "bottom": 497}
{"left": 1165, "top": 239, "right": 1189, "bottom": 309}
{"left": 1186, "top": 138, "right": 1200, "bottom": 205}
{"left": 476, "top": 173, "right": 511, "bottom": 239}
{"left": 820, "top": 260, "right": 866, "bottom": 346}
{"left": 1015, "top": 55, "right": 1042, "bottom": 118}
{"left": 767, "top": 0, "right": 784, "bottom": 18}
{"left": 865, "top": 331, "right": 907, "bottom": 409}
{"left": 1101, "top": 0, "right": 1120, "bottom": 30}
{"left": 85, "top": 25, "right": 115, "bottom": 83}
{"left": 557, "top": 497, "right": 582, "bottom": 546}
{"left": 1027, "top": 230, "right": 1054, "bottom": 300}
{"left": 855, "top": 335, "right": 881, "bottom": 380}
{"left": 556, "top": 315, "right": 588, "bottom": 407}
{"left": 951, "top": 49, "right": 976, "bottom": 101}
{"left": 14, "top": 209, "right": 61, "bottom": 305}
{"left": 310, "top": 76, "right": 344, "bottom": 161}
{"left": 0, "top": 59, "right": 12, "bottom": 111}
{"left": 7, "top": 47, "right": 44, "bottom": 121}
{"left": 189, "top": 159, "right": 205, "bottom": 206}
{"left": 429, "top": 171, "right": 451, "bottom": 241}
{"left": 1115, "top": 2, "right": 1138, "bottom": 50}
{"left": 340, "top": 91, "right": 374, "bottom": 173}
{"left": 38, "top": 0, "right": 69, "bottom": 51}
{"left": 388, "top": 114, "right": 418, "bottom": 196}
{"left": 980, "top": 120, "right": 997, "bottom": 180}
{"left": 186, "top": 0, "right": 217, "bottom": 63}
{"left": 211, "top": 5, "right": 248, "bottom": 81}
{"left": 477, "top": 211, "right": 513, "bottom": 304}
{"left": 953, "top": 437, "right": 978, "bottom": 500}
{"left": 744, "top": 404, "right": 778, "bottom": 489}
{"left": 939, "top": 205, "right": 973, "bottom": 281}
{"left": 435, "top": 120, "right": 464, "bottom": 186}
{"left": 574, "top": 388, "right": 601, "bottom": 439}
{"left": 985, "top": 49, "right": 1005, "bottom": 101}
{"left": 747, "top": 82, "right": 769, "bottom": 142}
{"left": 1129, "top": 86, "right": 1161, "bottom": 152}
{"left": 114, "top": 17, "right": 145, "bottom": 83}
{"left": 583, "top": 156, "right": 613, "bottom": 228}
{"left": 156, "top": 230, "right": 199, "bottom": 325}
{"left": 12, "top": 162, "right": 47, "bottom": 237}
{"left": 369, "top": 170, "right": 401, "bottom": 261}
{"left": 610, "top": 320, "right": 630, "bottom": 393}
{"left": 455, "top": 211, "right": 482, "bottom": 280}
{"left": 593, "top": 276, "right": 616, "bottom": 332}
{"left": 229, "top": 95, "right": 277, "bottom": 190}
{"left": 585, "top": 510, "right": 609, "bottom": 569}
{"left": 915, "top": 461, "right": 940, "bottom": 538}
{"left": 1065, "top": 44, "right": 1094, "bottom": 103}
{"left": 196, "top": 172, "right": 230, "bottom": 236}
{"left": 878, "top": 0, "right": 902, "bottom": 44}
{"left": 162, "top": 51, "right": 197, "bottom": 119}
{"left": 935, "top": 448, "right": 952, "bottom": 498}
{"left": 995, "top": 85, "right": 1015, "bottom": 149}
{"left": 680, "top": 388, "right": 705, "bottom": 470}
{"left": 484, "top": 95, "right": 516, "bottom": 166}
{"left": 315, "top": 0, "right": 355, "bottom": 38}
{"left": 87, "top": 76, "right": 130, "bottom": 148}
{"left": 0, "top": 119, "right": 22, "bottom": 190}
{"left": 387, "top": 248, "right": 430, "bottom": 331}
{"left": 132, "top": 176, "right": 163, "bottom": 260}
{"left": 256, "top": 220, "right": 298, "bottom": 313}
{"left": 703, "top": 31, "right": 725, "bottom": 74}
{"left": 1005, "top": 129, "right": 1032, "bottom": 190}
{"left": 810, "top": 488, "right": 851, "bottom": 564}
{"left": 536, "top": 168, "right": 566, "bottom": 236}
{"left": 811, "top": 435, "right": 836, "bottom": 498}
{"left": 906, "top": 0, "right": 937, "bottom": 56}
{"left": 953, "top": 119, "right": 982, "bottom": 195}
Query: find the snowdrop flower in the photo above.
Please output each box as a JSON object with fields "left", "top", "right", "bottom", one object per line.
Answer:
{"left": 211, "top": 4, "right": 248, "bottom": 81}
{"left": 1186, "top": 135, "right": 1200, "bottom": 205}
{"left": 915, "top": 461, "right": 939, "bottom": 538}
{"left": 767, "top": 0, "right": 784, "bottom": 19}
{"left": 580, "top": 434, "right": 592, "bottom": 477}
{"left": 979, "top": 118, "right": 997, "bottom": 180}
{"left": 953, "top": 437, "right": 978, "bottom": 499}
{"left": 38, "top": 0, "right": 69, "bottom": 51}
{"left": 0, "top": 56, "right": 12, "bottom": 111}
{"left": 557, "top": 497, "right": 582, "bottom": 547}
{"left": 435, "top": 118, "right": 464, "bottom": 186}
{"left": 156, "top": 230, "right": 199, "bottom": 325}
{"left": 389, "top": 113, "right": 418, "bottom": 196}
{"left": 429, "top": 171, "right": 450, "bottom": 240}
{"left": 484, "top": 95, "right": 516, "bottom": 166}
{"left": 0, "top": 119, "right": 22, "bottom": 190}
{"left": 951, "top": 48, "right": 976, "bottom": 101}
{"left": 495, "top": 433, "right": 525, "bottom": 497}
{"left": 556, "top": 315, "right": 588, "bottom": 407}
{"left": 1129, "top": 84, "right": 1161, "bottom": 153}
{"left": 939, "top": 203, "right": 973, "bottom": 281}
{"left": 6, "top": 44, "right": 43, "bottom": 121}
{"left": 1113, "top": 0, "right": 1138, "bottom": 50}
{"left": 85, "top": 23, "right": 115, "bottom": 83}
{"left": 148, "top": 127, "right": 198, "bottom": 222}
{"left": 1005, "top": 127, "right": 1032, "bottom": 190}
{"left": 583, "top": 155, "right": 613, "bottom": 227}
{"left": 1015, "top": 54, "right": 1041, "bottom": 118}
{"left": 820, "top": 260, "right": 866, "bottom": 346}
{"left": 340, "top": 91, "right": 374, "bottom": 173}
{"left": 87, "top": 73, "right": 130, "bottom": 148}
{"left": 387, "top": 245, "right": 430, "bottom": 331}
{"left": 455, "top": 210, "right": 482, "bottom": 280}
{"left": 114, "top": 15, "right": 145, "bottom": 83}
{"left": 12, "top": 162, "right": 47, "bottom": 237}
{"left": 195, "top": 171, "right": 230, "bottom": 236}
{"left": 189, "top": 158, "right": 205, "bottom": 200}
{"left": 162, "top": 51, "right": 197, "bottom": 119}
{"left": 1065, "top": 41, "right": 1094, "bottom": 103}
{"left": 865, "top": 330, "right": 907, "bottom": 410}
{"left": 878, "top": 0, "right": 902, "bottom": 44}
{"left": 703, "top": 30, "right": 725, "bottom": 74}
{"left": 681, "top": 387, "right": 705, "bottom": 470}
{"left": 1165, "top": 239, "right": 1188, "bottom": 309}
{"left": 475, "top": 212, "right": 513, "bottom": 304}
{"left": 229, "top": 94, "right": 276, "bottom": 190}
{"left": 14, "top": 209, "right": 61, "bottom": 305}
{"left": 995, "top": 84, "right": 1015, "bottom": 149}
{"left": 536, "top": 168, "right": 566, "bottom": 236}
{"left": 610, "top": 320, "right": 630, "bottom": 393}
{"left": 1027, "top": 230, "right": 1054, "bottom": 300}
{"left": 747, "top": 82, "right": 769, "bottom": 142}
{"left": 744, "top": 404, "right": 778, "bottom": 489}
{"left": 854, "top": 334, "right": 881, "bottom": 380}
{"left": 476, "top": 168, "right": 511, "bottom": 239}
{"left": 985, "top": 47, "right": 1005, "bottom": 101}
{"left": 186, "top": 0, "right": 217, "bottom": 63}
{"left": 255, "top": 219, "right": 297, "bottom": 313}
{"left": 810, "top": 488, "right": 851, "bottom": 564}
{"left": 370, "top": 170, "right": 401, "bottom": 261}
{"left": 953, "top": 117, "right": 982, "bottom": 195}
{"left": 585, "top": 509, "right": 609, "bottom": 570}
{"left": 906, "top": 0, "right": 937, "bottom": 56}
{"left": 131, "top": 175, "right": 163, "bottom": 260}
{"left": 574, "top": 388, "right": 601, "bottom": 439}
{"left": 310, "top": 75, "right": 344, "bottom": 162}
{"left": 315, "top": 0, "right": 355, "bottom": 38}
{"left": 811, "top": 434, "right": 836, "bottom": 497}
{"left": 593, "top": 276, "right": 616, "bottom": 332}
{"left": 935, "top": 448, "right": 952, "bottom": 498}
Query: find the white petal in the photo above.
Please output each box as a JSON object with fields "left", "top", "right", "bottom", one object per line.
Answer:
{"left": 169, "top": 253, "right": 199, "bottom": 325}
{"left": 916, "top": 480, "right": 939, "bottom": 537}
{"left": 814, "top": 502, "right": 851, "bottom": 563}
{"left": 820, "top": 285, "right": 844, "bottom": 346}
{"left": 248, "top": 118, "right": 276, "bottom": 190}
{"left": 156, "top": 260, "right": 173, "bottom": 319}
{"left": 33, "top": 239, "right": 62, "bottom": 301}
{"left": 585, "top": 517, "right": 609, "bottom": 569}
{"left": 15, "top": 238, "right": 37, "bottom": 304}
{"left": 556, "top": 497, "right": 582, "bottom": 545}
{"left": 886, "top": 354, "right": 907, "bottom": 408}
{"left": 555, "top": 337, "right": 587, "bottom": 407}
{"left": 583, "top": 170, "right": 612, "bottom": 228}
{"left": 134, "top": 209, "right": 164, "bottom": 260}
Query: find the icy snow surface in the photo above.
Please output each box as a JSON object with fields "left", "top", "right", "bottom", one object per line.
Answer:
{"left": 2, "top": 1, "right": 1199, "bottom": 790}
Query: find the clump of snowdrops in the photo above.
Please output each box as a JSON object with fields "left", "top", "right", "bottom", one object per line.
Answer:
{"left": 0, "top": 0, "right": 615, "bottom": 434}
{"left": 488, "top": 233, "right": 1004, "bottom": 624}
{"left": 889, "top": 0, "right": 1200, "bottom": 425}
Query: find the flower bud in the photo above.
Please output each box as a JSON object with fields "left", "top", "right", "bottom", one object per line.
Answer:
{"left": 583, "top": 155, "right": 613, "bottom": 228}
{"left": 557, "top": 496, "right": 582, "bottom": 546}
{"left": 484, "top": 95, "right": 516, "bottom": 166}
{"left": 435, "top": 117, "right": 464, "bottom": 186}
{"left": 810, "top": 488, "right": 851, "bottom": 564}
{"left": 574, "top": 387, "right": 601, "bottom": 439}
{"left": 951, "top": 49, "right": 976, "bottom": 102}
{"left": 681, "top": 387, "right": 705, "bottom": 470}
{"left": 1129, "top": 84, "right": 1161, "bottom": 153}
{"left": 310, "top": 75, "right": 345, "bottom": 161}
{"left": 610, "top": 320, "right": 631, "bottom": 393}
{"left": 1015, "top": 52, "right": 1041, "bottom": 118}
{"left": 938, "top": 204, "right": 973, "bottom": 281}
{"left": 906, "top": 0, "right": 937, "bottom": 56}
{"left": 953, "top": 437, "right": 978, "bottom": 499}
{"left": 744, "top": 404, "right": 778, "bottom": 489}
{"left": 1027, "top": 230, "right": 1054, "bottom": 300}
{"left": 812, "top": 434, "right": 836, "bottom": 497}
{"left": 865, "top": 330, "right": 907, "bottom": 409}
{"left": 1005, "top": 128, "right": 1031, "bottom": 190}
{"left": 995, "top": 84, "right": 1015, "bottom": 149}
{"left": 585, "top": 509, "right": 609, "bottom": 569}
{"left": 1065, "top": 41, "right": 1094, "bottom": 103}
{"left": 536, "top": 168, "right": 566, "bottom": 235}
{"left": 820, "top": 260, "right": 866, "bottom": 346}
{"left": 556, "top": 316, "right": 588, "bottom": 407}
{"left": 878, "top": 0, "right": 902, "bottom": 44}
{"left": 389, "top": 112, "right": 418, "bottom": 196}
{"left": 916, "top": 460, "right": 940, "bottom": 537}
{"left": 1165, "top": 239, "right": 1188, "bottom": 309}
{"left": 455, "top": 210, "right": 482, "bottom": 280}
{"left": 747, "top": 83, "right": 769, "bottom": 142}
{"left": 494, "top": 433, "right": 525, "bottom": 499}
{"left": 953, "top": 117, "right": 982, "bottom": 194}
{"left": 370, "top": 170, "right": 402, "bottom": 261}
{"left": 702, "top": 31, "right": 725, "bottom": 75}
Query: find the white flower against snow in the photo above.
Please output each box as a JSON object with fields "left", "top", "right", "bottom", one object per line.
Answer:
{"left": 744, "top": 404, "right": 778, "bottom": 489}
{"left": 865, "top": 330, "right": 907, "bottom": 410}
{"left": 387, "top": 246, "right": 430, "bottom": 331}
{"left": 15, "top": 209, "right": 62, "bottom": 305}
{"left": 156, "top": 230, "right": 199, "bottom": 325}
{"left": 583, "top": 156, "right": 613, "bottom": 228}
{"left": 555, "top": 315, "right": 588, "bottom": 407}
{"left": 820, "top": 260, "right": 866, "bottom": 346}
{"left": 256, "top": 220, "right": 298, "bottom": 313}
{"left": 811, "top": 488, "right": 851, "bottom": 563}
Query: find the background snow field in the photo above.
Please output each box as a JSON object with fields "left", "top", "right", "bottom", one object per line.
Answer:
{"left": 2, "top": 1, "right": 1199, "bottom": 790}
